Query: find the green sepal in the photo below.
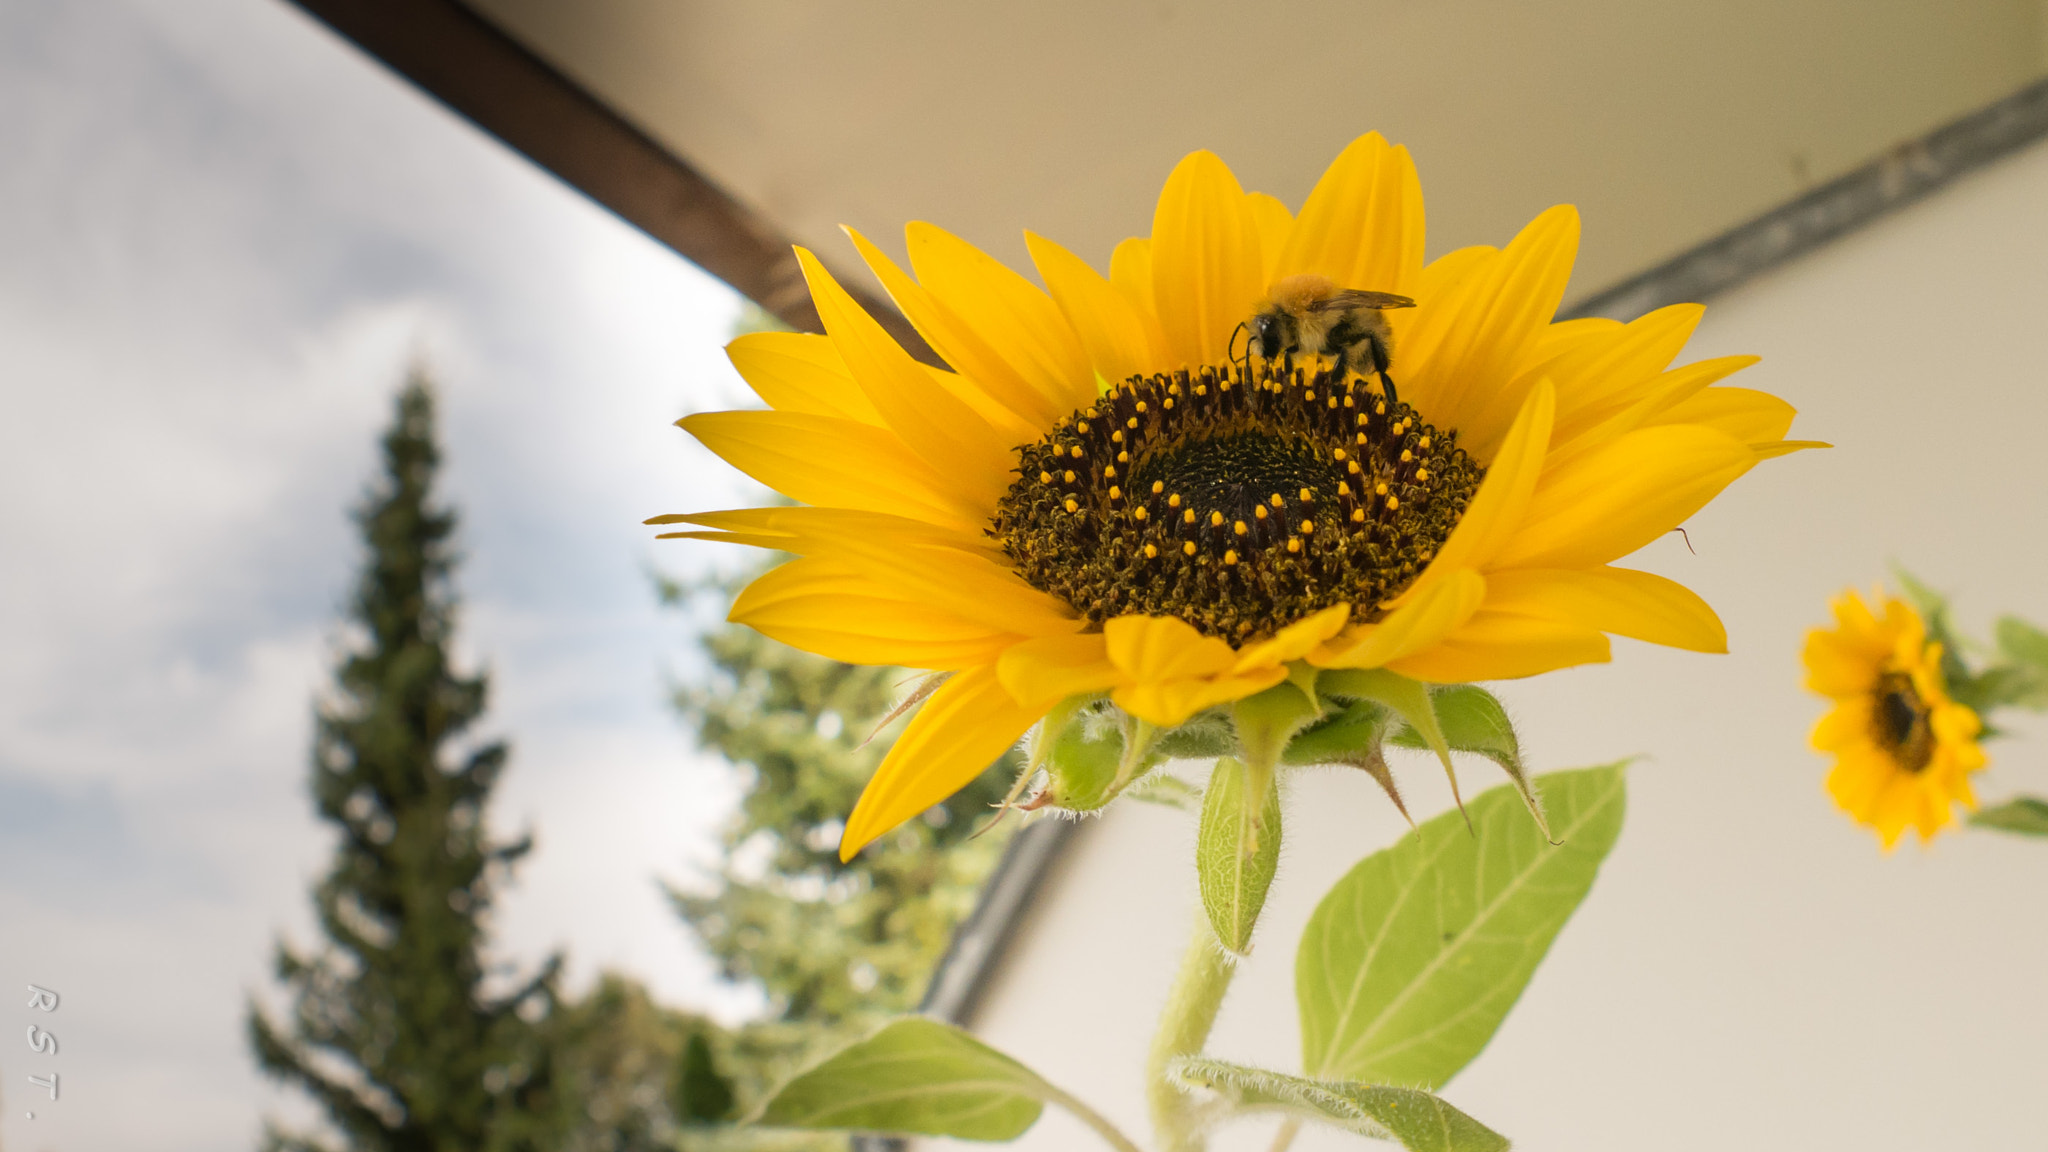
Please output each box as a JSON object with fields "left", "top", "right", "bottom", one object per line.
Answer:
{"left": 1038, "top": 703, "right": 1164, "bottom": 812}
{"left": 1197, "top": 757, "right": 1284, "bottom": 955}
{"left": 1389, "top": 684, "right": 1552, "bottom": 842}
{"left": 1155, "top": 710, "right": 1236, "bottom": 759}
{"left": 1297, "top": 764, "right": 1628, "bottom": 1089}
{"left": 1282, "top": 699, "right": 1414, "bottom": 825}
{"left": 1970, "top": 796, "right": 2048, "bottom": 836}
{"left": 1320, "top": 668, "right": 1465, "bottom": 822}
{"left": 1231, "top": 682, "right": 1321, "bottom": 853}
{"left": 1169, "top": 1058, "right": 1509, "bottom": 1152}
{"left": 751, "top": 1017, "right": 1046, "bottom": 1140}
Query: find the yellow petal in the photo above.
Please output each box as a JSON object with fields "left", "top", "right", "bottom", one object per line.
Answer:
{"left": 796, "top": 247, "right": 1013, "bottom": 510}
{"left": 1541, "top": 355, "right": 1759, "bottom": 473}
{"left": 1245, "top": 190, "right": 1295, "bottom": 283}
{"left": 1652, "top": 385, "right": 1797, "bottom": 443}
{"left": 1804, "top": 629, "right": 1878, "bottom": 696}
{"left": 1112, "top": 665, "right": 1287, "bottom": 729}
{"left": 1482, "top": 566, "right": 1727, "bottom": 653}
{"left": 1495, "top": 424, "right": 1755, "bottom": 569}
{"left": 1387, "top": 605, "right": 1611, "bottom": 682}
{"left": 996, "top": 631, "right": 1119, "bottom": 710}
{"left": 1311, "top": 568, "right": 1487, "bottom": 669}
{"left": 840, "top": 664, "right": 1040, "bottom": 860}
{"left": 678, "top": 411, "right": 981, "bottom": 531}
{"left": 1400, "top": 205, "right": 1579, "bottom": 445}
{"left": 1272, "top": 132, "right": 1424, "bottom": 296}
{"left": 1109, "top": 236, "right": 1171, "bottom": 372}
{"left": 732, "top": 556, "right": 1024, "bottom": 668}
{"left": 1027, "top": 231, "right": 1158, "bottom": 388}
{"left": 907, "top": 222, "right": 1096, "bottom": 415}
{"left": 649, "top": 506, "right": 999, "bottom": 562}
{"left": 1149, "top": 150, "right": 1264, "bottom": 367}
{"left": 1101, "top": 613, "right": 1271, "bottom": 727}
{"left": 1811, "top": 700, "right": 1873, "bottom": 751}
{"left": 725, "top": 331, "right": 883, "bottom": 425}
{"left": 840, "top": 228, "right": 1061, "bottom": 432}
{"left": 1105, "top": 613, "right": 1238, "bottom": 680}
{"left": 1511, "top": 304, "right": 1704, "bottom": 452}
{"left": 1232, "top": 603, "right": 1351, "bottom": 674}
{"left": 1417, "top": 378, "right": 1554, "bottom": 584}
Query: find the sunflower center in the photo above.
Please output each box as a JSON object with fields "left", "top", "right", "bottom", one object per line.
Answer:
{"left": 1872, "top": 672, "right": 1935, "bottom": 773}
{"left": 992, "top": 361, "right": 1483, "bottom": 643}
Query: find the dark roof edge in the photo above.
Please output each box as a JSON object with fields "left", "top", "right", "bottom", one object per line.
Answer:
{"left": 285, "top": 0, "right": 937, "bottom": 359}
{"left": 1566, "top": 74, "right": 2048, "bottom": 322}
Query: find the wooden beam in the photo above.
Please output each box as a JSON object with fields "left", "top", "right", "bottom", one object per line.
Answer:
{"left": 286, "top": 0, "right": 937, "bottom": 360}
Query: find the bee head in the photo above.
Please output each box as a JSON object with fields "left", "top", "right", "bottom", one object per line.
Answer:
{"left": 1251, "top": 312, "right": 1282, "bottom": 358}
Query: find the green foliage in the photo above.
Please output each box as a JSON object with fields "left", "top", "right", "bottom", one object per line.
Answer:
{"left": 1892, "top": 565, "right": 2048, "bottom": 719}
{"left": 1196, "top": 757, "right": 1282, "bottom": 956}
{"left": 249, "top": 376, "right": 565, "bottom": 1152}
{"left": 543, "top": 973, "right": 737, "bottom": 1150}
{"left": 1170, "top": 1058, "right": 1508, "bottom": 1152}
{"left": 1970, "top": 796, "right": 2048, "bottom": 836}
{"left": 1297, "top": 764, "right": 1627, "bottom": 1088}
{"left": 753, "top": 1018, "right": 1046, "bottom": 1140}
{"left": 663, "top": 571, "right": 1018, "bottom": 1118}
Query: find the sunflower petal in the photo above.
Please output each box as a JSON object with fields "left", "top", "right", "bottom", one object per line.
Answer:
{"left": 731, "top": 556, "right": 1025, "bottom": 669}
{"left": 1482, "top": 566, "right": 1728, "bottom": 653}
{"left": 907, "top": 222, "right": 1096, "bottom": 415}
{"left": 726, "top": 331, "right": 883, "bottom": 425}
{"left": 1232, "top": 603, "right": 1350, "bottom": 674}
{"left": 1386, "top": 606, "right": 1612, "bottom": 682}
{"left": 1652, "top": 385, "right": 1797, "bottom": 443}
{"left": 1273, "top": 132, "right": 1424, "bottom": 296}
{"left": 1496, "top": 424, "right": 1755, "bottom": 569}
{"left": 1246, "top": 190, "right": 1295, "bottom": 283}
{"left": 1311, "top": 568, "right": 1487, "bottom": 669}
{"left": 796, "top": 247, "right": 1013, "bottom": 509}
{"left": 1540, "top": 355, "right": 1760, "bottom": 472}
{"left": 996, "top": 632, "right": 1119, "bottom": 710}
{"left": 1421, "top": 378, "right": 1554, "bottom": 582}
{"left": 678, "top": 411, "right": 980, "bottom": 531}
{"left": 1150, "top": 150, "right": 1264, "bottom": 367}
{"left": 840, "top": 664, "right": 1040, "bottom": 860}
{"left": 1400, "top": 205, "right": 1579, "bottom": 443}
{"left": 1027, "top": 231, "right": 1159, "bottom": 388}
{"left": 1102, "top": 613, "right": 1281, "bottom": 727}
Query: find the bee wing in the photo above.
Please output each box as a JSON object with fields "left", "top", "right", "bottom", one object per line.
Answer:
{"left": 1308, "top": 290, "right": 1416, "bottom": 312}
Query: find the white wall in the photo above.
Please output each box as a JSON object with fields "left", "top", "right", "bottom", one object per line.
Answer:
{"left": 954, "top": 134, "right": 2048, "bottom": 1152}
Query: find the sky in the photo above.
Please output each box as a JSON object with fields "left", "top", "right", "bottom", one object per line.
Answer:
{"left": 0, "top": 2, "right": 769, "bottom": 1148}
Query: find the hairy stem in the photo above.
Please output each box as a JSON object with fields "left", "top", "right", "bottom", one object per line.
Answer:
{"left": 1145, "top": 917, "right": 1237, "bottom": 1152}
{"left": 1040, "top": 1082, "right": 1151, "bottom": 1152}
{"left": 1265, "top": 1117, "right": 1303, "bottom": 1152}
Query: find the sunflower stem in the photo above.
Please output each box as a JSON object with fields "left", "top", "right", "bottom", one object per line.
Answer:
{"left": 1145, "top": 915, "right": 1237, "bottom": 1152}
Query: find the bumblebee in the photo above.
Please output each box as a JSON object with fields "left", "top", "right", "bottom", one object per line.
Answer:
{"left": 1238, "top": 273, "right": 1415, "bottom": 403}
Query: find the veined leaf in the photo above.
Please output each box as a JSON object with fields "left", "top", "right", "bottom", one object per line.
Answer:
{"left": 1970, "top": 796, "right": 2048, "bottom": 836}
{"left": 1198, "top": 756, "right": 1283, "bottom": 955}
{"left": 1170, "top": 1057, "right": 1509, "bottom": 1152}
{"left": 1297, "top": 765, "right": 1626, "bottom": 1088}
{"left": 753, "top": 1017, "right": 1046, "bottom": 1140}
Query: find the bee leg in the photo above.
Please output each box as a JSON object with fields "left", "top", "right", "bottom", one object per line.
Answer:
{"left": 1377, "top": 371, "right": 1401, "bottom": 409}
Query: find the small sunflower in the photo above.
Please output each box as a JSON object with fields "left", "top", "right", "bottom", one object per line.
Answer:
{"left": 656, "top": 133, "right": 1818, "bottom": 858}
{"left": 1805, "top": 587, "right": 1986, "bottom": 847}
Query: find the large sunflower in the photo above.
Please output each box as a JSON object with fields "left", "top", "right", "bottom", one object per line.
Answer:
{"left": 1805, "top": 587, "right": 1986, "bottom": 847}
{"left": 656, "top": 133, "right": 1817, "bottom": 858}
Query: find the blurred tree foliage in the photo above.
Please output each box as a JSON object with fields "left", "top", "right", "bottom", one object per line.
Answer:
{"left": 661, "top": 569, "right": 1020, "bottom": 1129}
{"left": 249, "top": 375, "right": 570, "bottom": 1152}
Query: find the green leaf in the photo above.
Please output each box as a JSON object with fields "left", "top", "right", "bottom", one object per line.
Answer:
{"left": 752, "top": 1017, "right": 1046, "bottom": 1140}
{"left": 1389, "top": 685, "right": 1550, "bottom": 841}
{"left": 1170, "top": 1058, "right": 1509, "bottom": 1152}
{"left": 1198, "top": 757, "right": 1284, "bottom": 954}
{"left": 1970, "top": 796, "right": 2048, "bottom": 836}
{"left": 1042, "top": 705, "right": 1127, "bottom": 811}
{"left": 1297, "top": 764, "right": 1627, "bottom": 1088}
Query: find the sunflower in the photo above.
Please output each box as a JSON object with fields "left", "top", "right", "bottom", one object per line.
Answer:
{"left": 655, "top": 133, "right": 1817, "bottom": 858}
{"left": 1805, "top": 587, "right": 1986, "bottom": 847}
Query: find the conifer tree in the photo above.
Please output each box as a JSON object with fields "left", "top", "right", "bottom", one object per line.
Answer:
{"left": 250, "top": 375, "right": 563, "bottom": 1152}
{"left": 664, "top": 575, "right": 1018, "bottom": 1111}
